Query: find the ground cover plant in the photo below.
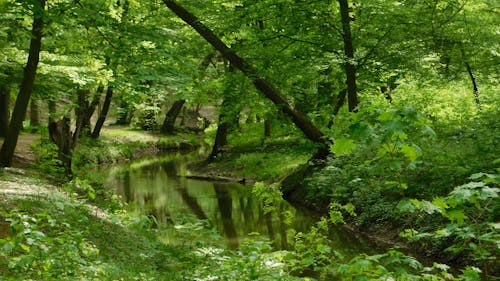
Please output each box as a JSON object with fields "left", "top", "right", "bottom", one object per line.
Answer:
{"left": 1, "top": 0, "right": 498, "bottom": 279}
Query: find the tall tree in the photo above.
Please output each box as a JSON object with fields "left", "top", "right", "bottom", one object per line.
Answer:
{"left": 91, "top": 86, "right": 113, "bottom": 139}
{"left": 0, "top": 0, "right": 45, "bottom": 166}
{"left": 338, "top": 0, "right": 358, "bottom": 112}
{"left": 161, "top": 0, "right": 327, "bottom": 149}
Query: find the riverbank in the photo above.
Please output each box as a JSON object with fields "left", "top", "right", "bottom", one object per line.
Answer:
{"left": 1, "top": 126, "right": 496, "bottom": 280}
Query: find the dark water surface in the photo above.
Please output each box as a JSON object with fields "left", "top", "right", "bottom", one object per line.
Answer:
{"left": 104, "top": 152, "right": 374, "bottom": 256}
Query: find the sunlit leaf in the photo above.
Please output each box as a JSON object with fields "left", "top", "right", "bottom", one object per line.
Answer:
{"left": 331, "top": 137, "right": 357, "bottom": 156}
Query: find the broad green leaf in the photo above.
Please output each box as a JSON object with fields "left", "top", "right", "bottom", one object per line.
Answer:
{"left": 331, "top": 138, "right": 357, "bottom": 156}
{"left": 446, "top": 209, "right": 468, "bottom": 225}
{"left": 401, "top": 143, "right": 421, "bottom": 161}
{"left": 431, "top": 197, "right": 448, "bottom": 212}
{"left": 383, "top": 120, "right": 403, "bottom": 133}
{"left": 378, "top": 111, "right": 394, "bottom": 122}
{"left": 349, "top": 122, "right": 374, "bottom": 142}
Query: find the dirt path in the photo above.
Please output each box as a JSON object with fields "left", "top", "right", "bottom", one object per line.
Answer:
{"left": 0, "top": 133, "right": 40, "bottom": 168}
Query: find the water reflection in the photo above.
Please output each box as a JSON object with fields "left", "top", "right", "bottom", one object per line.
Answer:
{"left": 106, "top": 154, "right": 375, "bottom": 255}
{"left": 106, "top": 154, "right": 315, "bottom": 249}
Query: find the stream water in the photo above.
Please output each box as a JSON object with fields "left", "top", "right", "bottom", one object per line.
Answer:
{"left": 104, "top": 152, "right": 375, "bottom": 257}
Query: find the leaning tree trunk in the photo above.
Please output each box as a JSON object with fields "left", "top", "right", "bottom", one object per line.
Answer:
{"left": 91, "top": 86, "right": 113, "bottom": 139}
{"left": 161, "top": 99, "right": 186, "bottom": 134}
{"left": 161, "top": 0, "right": 327, "bottom": 152}
{"left": 0, "top": 85, "right": 9, "bottom": 137}
{"left": 0, "top": 0, "right": 45, "bottom": 167}
{"left": 338, "top": 0, "right": 358, "bottom": 112}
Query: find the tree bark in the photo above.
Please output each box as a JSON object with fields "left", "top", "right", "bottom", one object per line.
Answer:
{"left": 91, "top": 86, "right": 113, "bottom": 139}
{"left": 48, "top": 99, "right": 56, "bottom": 124}
{"left": 461, "top": 49, "right": 480, "bottom": 106}
{"left": 75, "top": 89, "right": 90, "bottom": 135}
{"left": 161, "top": 0, "right": 326, "bottom": 148}
{"left": 76, "top": 87, "right": 102, "bottom": 135}
{"left": 0, "top": 85, "right": 9, "bottom": 137}
{"left": 49, "top": 116, "right": 74, "bottom": 175}
{"left": 0, "top": 0, "right": 45, "bottom": 167}
{"left": 30, "top": 97, "right": 39, "bottom": 126}
{"left": 338, "top": 0, "right": 358, "bottom": 112}
{"left": 160, "top": 99, "right": 186, "bottom": 134}
{"left": 208, "top": 97, "right": 240, "bottom": 162}
{"left": 264, "top": 119, "right": 271, "bottom": 137}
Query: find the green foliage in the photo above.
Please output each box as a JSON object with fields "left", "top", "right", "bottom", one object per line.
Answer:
{"left": 253, "top": 182, "right": 284, "bottom": 214}
{"left": 0, "top": 204, "right": 104, "bottom": 279}
{"left": 30, "top": 139, "right": 66, "bottom": 178}
{"left": 398, "top": 172, "right": 499, "bottom": 276}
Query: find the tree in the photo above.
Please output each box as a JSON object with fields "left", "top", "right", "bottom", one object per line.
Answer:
{"left": 0, "top": 0, "right": 45, "bottom": 167}
{"left": 161, "top": 0, "right": 327, "bottom": 151}
{"left": 160, "top": 99, "right": 186, "bottom": 134}
{"left": 91, "top": 86, "right": 113, "bottom": 139}
{"left": 338, "top": 0, "right": 358, "bottom": 112}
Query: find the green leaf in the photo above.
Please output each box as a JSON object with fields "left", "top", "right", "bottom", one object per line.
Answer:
{"left": 378, "top": 111, "right": 394, "bottom": 122}
{"left": 383, "top": 120, "right": 403, "bottom": 133}
{"left": 461, "top": 266, "right": 482, "bottom": 281}
{"left": 446, "top": 209, "right": 468, "bottom": 225}
{"left": 349, "top": 122, "right": 374, "bottom": 142}
{"left": 401, "top": 143, "right": 422, "bottom": 161}
{"left": 331, "top": 138, "right": 357, "bottom": 156}
{"left": 431, "top": 197, "right": 448, "bottom": 212}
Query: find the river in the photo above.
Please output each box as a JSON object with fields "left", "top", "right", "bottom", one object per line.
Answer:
{"left": 104, "top": 152, "right": 375, "bottom": 256}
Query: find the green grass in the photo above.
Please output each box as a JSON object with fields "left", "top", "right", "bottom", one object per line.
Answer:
{"left": 0, "top": 178, "right": 194, "bottom": 280}
{"left": 199, "top": 122, "right": 316, "bottom": 181}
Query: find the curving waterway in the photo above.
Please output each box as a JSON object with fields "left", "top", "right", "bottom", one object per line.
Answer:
{"left": 104, "top": 152, "right": 375, "bottom": 256}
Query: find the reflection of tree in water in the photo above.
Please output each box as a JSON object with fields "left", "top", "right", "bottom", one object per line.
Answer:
{"left": 111, "top": 158, "right": 317, "bottom": 250}
{"left": 240, "top": 196, "right": 255, "bottom": 234}
{"left": 122, "top": 169, "right": 132, "bottom": 202}
{"left": 162, "top": 161, "right": 210, "bottom": 221}
{"left": 214, "top": 183, "right": 238, "bottom": 248}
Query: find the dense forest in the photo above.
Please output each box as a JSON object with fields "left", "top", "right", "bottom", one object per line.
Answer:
{"left": 0, "top": 0, "right": 498, "bottom": 280}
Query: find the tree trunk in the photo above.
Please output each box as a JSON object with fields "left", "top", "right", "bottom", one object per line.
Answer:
{"left": 49, "top": 116, "right": 74, "bottom": 175}
{"left": 91, "top": 86, "right": 113, "bottom": 139}
{"left": 48, "top": 99, "right": 56, "bottom": 124}
{"left": 0, "top": 85, "right": 9, "bottom": 137}
{"left": 208, "top": 98, "right": 239, "bottom": 162}
{"left": 338, "top": 0, "right": 358, "bottom": 112}
{"left": 75, "top": 89, "right": 91, "bottom": 135}
{"left": 0, "top": 0, "right": 45, "bottom": 167}
{"left": 161, "top": 0, "right": 326, "bottom": 149}
{"left": 161, "top": 99, "right": 186, "bottom": 134}
{"left": 76, "top": 87, "right": 102, "bottom": 135}
{"left": 461, "top": 49, "right": 480, "bottom": 106}
{"left": 30, "top": 97, "right": 39, "bottom": 126}
{"left": 264, "top": 119, "right": 271, "bottom": 137}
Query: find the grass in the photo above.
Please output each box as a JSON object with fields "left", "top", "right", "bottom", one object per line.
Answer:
{"left": 196, "top": 123, "right": 316, "bottom": 182}
{"left": 0, "top": 172, "right": 199, "bottom": 280}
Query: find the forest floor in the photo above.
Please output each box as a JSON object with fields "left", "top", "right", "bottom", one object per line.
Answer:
{"left": 0, "top": 133, "right": 39, "bottom": 168}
